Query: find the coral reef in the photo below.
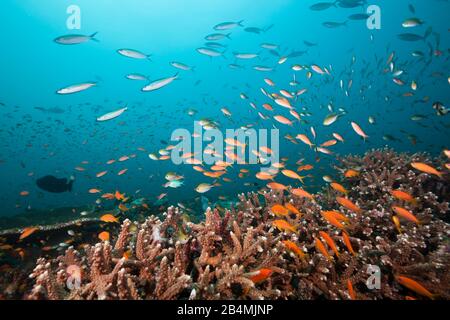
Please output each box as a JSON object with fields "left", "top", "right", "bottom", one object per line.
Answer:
{"left": 1, "top": 149, "right": 449, "bottom": 300}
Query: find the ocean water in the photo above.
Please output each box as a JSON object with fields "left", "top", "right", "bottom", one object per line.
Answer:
{"left": 0, "top": 0, "right": 448, "bottom": 219}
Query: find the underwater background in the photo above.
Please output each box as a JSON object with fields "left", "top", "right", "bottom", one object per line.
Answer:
{"left": 0, "top": 0, "right": 448, "bottom": 219}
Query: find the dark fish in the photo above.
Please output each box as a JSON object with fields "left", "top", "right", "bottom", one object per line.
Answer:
{"left": 310, "top": 2, "right": 336, "bottom": 11}
{"left": 35, "top": 107, "right": 65, "bottom": 114}
{"left": 288, "top": 50, "right": 308, "bottom": 58}
{"left": 303, "top": 41, "right": 318, "bottom": 47}
{"left": 397, "top": 33, "right": 424, "bottom": 41}
{"left": 348, "top": 13, "right": 370, "bottom": 20}
{"left": 398, "top": 27, "right": 432, "bottom": 41}
{"left": 337, "top": 0, "right": 366, "bottom": 8}
{"left": 244, "top": 24, "right": 273, "bottom": 34}
{"left": 323, "top": 21, "right": 347, "bottom": 28}
{"left": 433, "top": 102, "right": 448, "bottom": 116}
{"left": 36, "top": 175, "right": 74, "bottom": 193}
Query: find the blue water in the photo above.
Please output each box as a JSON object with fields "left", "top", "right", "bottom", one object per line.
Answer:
{"left": 0, "top": 0, "right": 449, "bottom": 217}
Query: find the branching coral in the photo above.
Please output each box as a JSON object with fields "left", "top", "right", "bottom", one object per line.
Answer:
{"left": 2, "top": 149, "right": 449, "bottom": 300}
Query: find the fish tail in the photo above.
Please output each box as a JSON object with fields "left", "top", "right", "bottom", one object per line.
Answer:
{"left": 226, "top": 33, "right": 232, "bottom": 39}
{"left": 90, "top": 32, "right": 99, "bottom": 41}
{"left": 68, "top": 179, "right": 74, "bottom": 192}
{"left": 264, "top": 24, "right": 274, "bottom": 32}
{"left": 238, "top": 20, "right": 245, "bottom": 27}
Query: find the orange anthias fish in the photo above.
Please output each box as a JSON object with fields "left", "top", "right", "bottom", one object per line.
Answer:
{"left": 344, "top": 169, "right": 359, "bottom": 178}
{"left": 336, "top": 197, "right": 362, "bottom": 214}
{"left": 246, "top": 268, "right": 273, "bottom": 284}
{"left": 101, "top": 193, "right": 116, "bottom": 200}
{"left": 321, "top": 211, "right": 348, "bottom": 230}
{"left": 330, "top": 182, "right": 348, "bottom": 194}
{"left": 291, "top": 188, "right": 314, "bottom": 200}
{"left": 271, "top": 204, "right": 289, "bottom": 217}
{"left": 115, "top": 191, "right": 126, "bottom": 201}
{"left": 19, "top": 227, "right": 39, "bottom": 240}
{"left": 351, "top": 121, "right": 369, "bottom": 141}
{"left": 410, "top": 162, "right": 443, "bottom": 178}
{"left": 274, "top": 115, "right": 293, "bottom": 126}
{"left": 100, "top": 214, "right": 119, "bottom": 223}
{"left": 342, "top": 231, "right": 356, "bottom": 256}
{"left": 347, "top": 279, "right": 357, "bottom": 300}
{"left": 390, "top": 190, "right": 418, "bottom": 205}
{"left": 282, "top": 240, "right": 306, "bottom": 260}
{"left": 96, "top": 171, "right": 108, "bottom": 178}
{"left": 297, "top": 164, "right": 314, "bottom": 172}
{"left": 392, "top": 216, "right": 402, "bottom": 234}
{"left": 282, "top": 170, "right": 307, "bottom": 183}
{"left": 319, "top": 231, "right": 340, "bottom": 257}
{"left": 296, "top": 134, "right": 314, "bottom": 148}
{"left": 395, "top": 275, "right": 435, "bottom": 299}
{"left": 314, "top": 237, "right": 332, "bottom": 261}
{"left": 392, "top": 206, "right": 420, "bottom": 225}
{"left": 272, "top": 220, "right": 297, "bottom": 233}
{"left": 98, "top": 231, "right": 110, "bottom": 242}
{"left": 284, "top": 203, "right": 301, "bottom": 216}
{"left": 256, "top": 171, "right": 275, "bottom": 180}
{"left": 267, "top": 182, "right": 287, "bottom": 191}
{"left": 119, "top": 204, "right": 129, "bottom": 212}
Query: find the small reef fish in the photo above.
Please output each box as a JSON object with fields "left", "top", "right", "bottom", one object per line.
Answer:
{"left": 272, "top": 220, "right": 297, "bottom": 233}
{"left": 100, "top": 214, "right": 119, "bottom": 223}
{"left": 270, "top": 204, "right": 289, "bottom": 217}
{"left": 19, "top": 227, "right": 39, "bottom": 240}
{"left": 392, "top": 206, "right": 420, "bottom": 225}
{"left": 117, "top": 48, "right": 152, "bottom": 60}
{"left": 395, "top": 275, "right": 435, "bottom": 299}
{"left": 390, "top": 190, "right": 417, "bottom": 205}
{"left": 54, "top": 32, "right": 98, "bottom": 45}
{"left": 330, "top": 182, "right": 348, "bottom": 194}
{"left": 410, "top": 162, "right": 443, "bottom": 178}
{"left": 282, "top": 240, "right": 306, "bottom": 260}
{"left": 57, "top": 82, "right": 97, "bottom": 95}
{"left": 97, "top": 107, "right": 128, "bottom": 122}
{"left": 98, "top": 231, "right": 110, "bottom": 242}
{"left": 342, "top": 232, "right": 356, "bottom": 256}
{"left": 336, "top": 197, "right": 361, "bottom": 213}
{"left": 246, "top": 268, "right": 273, "bottom": 284}
{"left": 314, "top": 237, "right": 332, "bottom": 261}
{"left": 291, "top": 188, "right": 314, "bottom": 200}
{"left": 142, "top": 73, "right": 179, "bottom": 92}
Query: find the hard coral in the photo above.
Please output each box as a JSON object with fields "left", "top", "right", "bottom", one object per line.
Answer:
{"left": 24, "top": 149, "right": 450, "bottom": 300}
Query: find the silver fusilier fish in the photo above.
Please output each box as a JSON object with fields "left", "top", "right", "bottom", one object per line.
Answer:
{"left": 142, "top": 73, "right": 179, "bottom": 92}
{"left": 54, "top": 32, "right": 98, "bottom": 45}
{"left": 56, "top": 82, "right": 97, "bottom": 95}
{"left": 196, "top": 47, "right": 224, "bottom": 57}
{"left": 214, "top": 20, "right": 244, "bottom": 30}
{"left": 170, "top": 61, "right": 195, "bottom": 71}
{"left": 117, "top": 49, "right": 152, "bottom": 60}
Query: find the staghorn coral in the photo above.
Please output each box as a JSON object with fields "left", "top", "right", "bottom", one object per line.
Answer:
{"left": 2, "top": 149, "right": 449, "bottom": 300}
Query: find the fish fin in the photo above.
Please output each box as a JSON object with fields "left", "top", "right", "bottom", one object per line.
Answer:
{"left": 264, "top": 24, "right": 274, "bottom": 32}
{"left": 90, "top": 32, "right": 99, "bottom": 42}
{"left": 67, "top": 179, "right": 74, "bottom": 192}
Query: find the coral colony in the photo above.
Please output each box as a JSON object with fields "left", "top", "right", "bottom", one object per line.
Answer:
{"left": 0, "top": 149, "right": 448, "bottom": 300}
